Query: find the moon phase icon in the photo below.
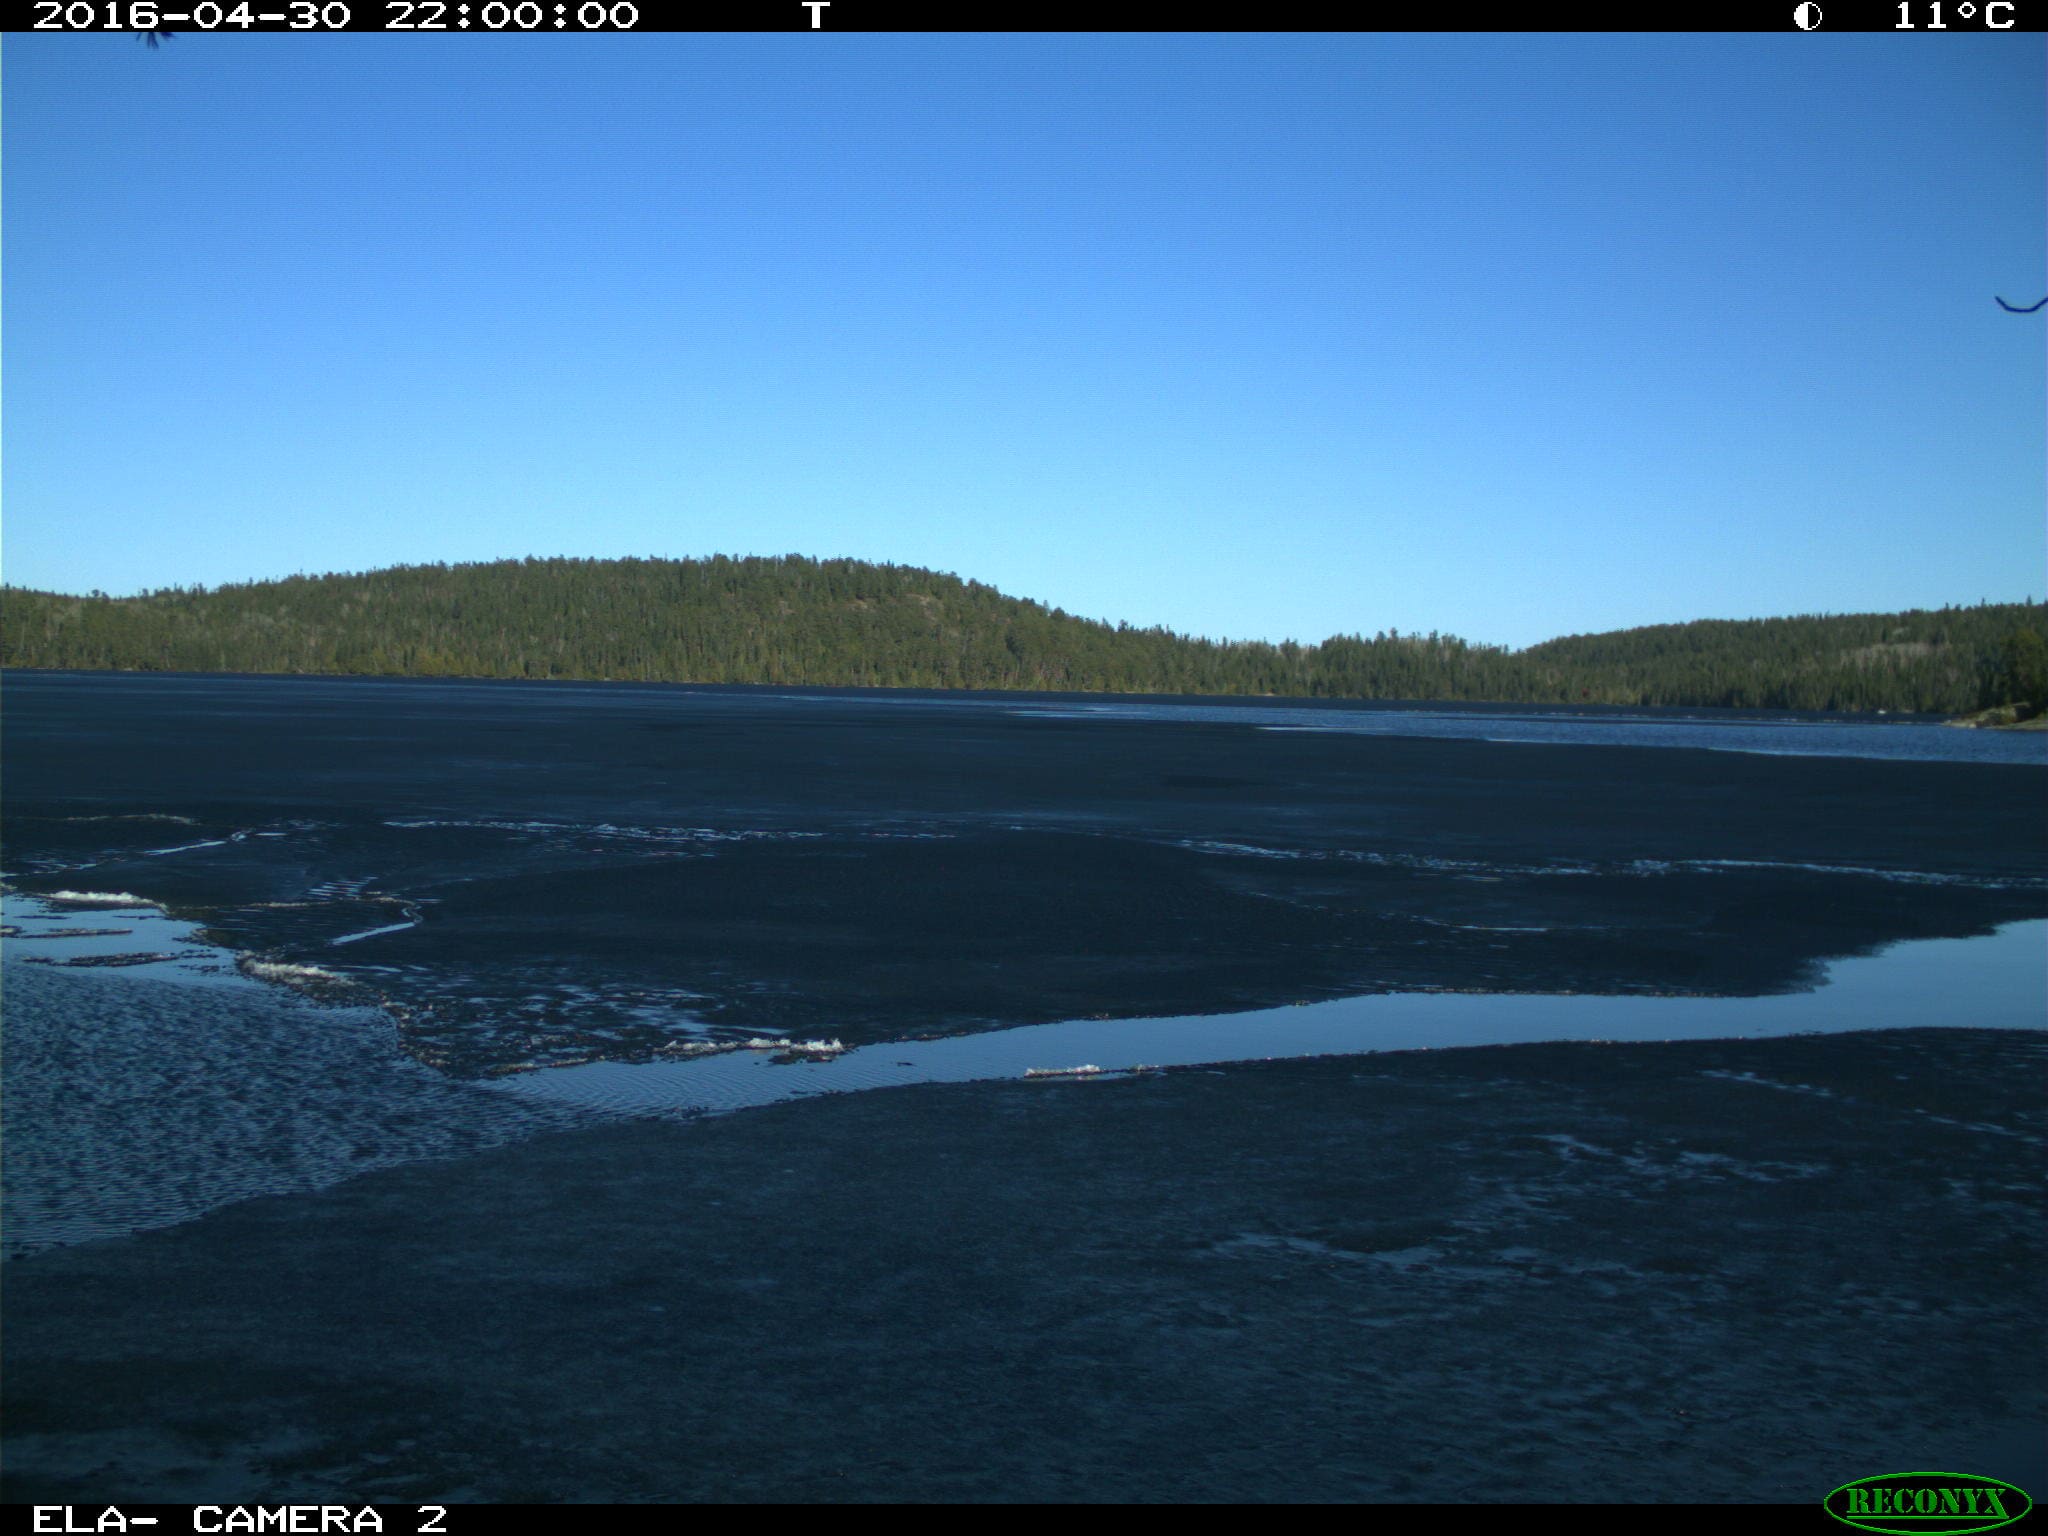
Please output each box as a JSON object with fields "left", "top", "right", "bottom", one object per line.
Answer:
{"left": 1795, "top": 2, "right": 1823, "bottom": 25}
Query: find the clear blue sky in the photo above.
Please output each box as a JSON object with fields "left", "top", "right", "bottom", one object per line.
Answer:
{"left": 4, "top": 33, "right": 2042, "bottom": 650}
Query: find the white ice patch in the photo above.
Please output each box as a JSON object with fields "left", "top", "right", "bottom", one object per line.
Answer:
{"left": 308, "top": 878, "right": 379, "bottom": 899}
{"left": 1168, "top": 839, "right": 1593, "bottom": 878}
{"left": 1410, "top": 916, "right": 1556, "bottom": 933}
{"left": 238, "top": 957, "right": 345, "bottom": 987}
{"left": 1683, "top": 858, "right": 2048, "bottom": 890}
{"left": 49, "top": 814, "right": 197, "bottom": 825}
{"left": 383, "top": 817, "right": 827, "bottom": 848}
{"left": 329, "top": 921, "right": 419, "bottom": 947}
{"left": 39, "top": 890, "right": 161, "bottom": 909}
{"left": 652, "top": 1036, "right": 845, "bottom": 1060}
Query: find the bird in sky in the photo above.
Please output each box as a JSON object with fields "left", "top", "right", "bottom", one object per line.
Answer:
{"left": 1994, "top": 295, "right": 2047, "bottom": 313}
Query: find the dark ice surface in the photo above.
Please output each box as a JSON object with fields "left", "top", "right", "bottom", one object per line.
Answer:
{"left": 3, "top": 1033, "right": 2042, "bottom": 1503}
{"left": 2, "top": 670, "right": 2043, "bottom": 1503}
{"left": 4, "top": 671, "right": 2043, "bottom": 1076}
{"left": 0, "top": 958, "right": 594, "bottom": 1259}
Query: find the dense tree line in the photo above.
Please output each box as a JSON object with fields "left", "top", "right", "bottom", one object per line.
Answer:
{"left": 2, "top": 556, "right": 2043, "bottom": 714}
{"left": 1522, "top": 607, "right": 2048, "bottom": 713}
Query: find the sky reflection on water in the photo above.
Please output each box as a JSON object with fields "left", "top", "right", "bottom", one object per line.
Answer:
{"left": 497, "top": 919, "right": 2048, "bottom": 1119}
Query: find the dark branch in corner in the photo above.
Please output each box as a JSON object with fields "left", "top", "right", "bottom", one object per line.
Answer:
{"left": 1994, "top": 296, "right": 2047, "bottom": 314}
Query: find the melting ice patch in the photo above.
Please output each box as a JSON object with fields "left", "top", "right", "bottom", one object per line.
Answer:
{"left": 329, "top": 920, "right": 420, "bottom": 947}
{"left": 646, "top": 1036, "right": 846, "bottom": 1063}
{"left": 40, "top": 814, "right": 198, "bottom": 826}
{"left": 1670, "top": 858, "right": 2048, "bottom": 890}
{"left": 2, "top": 892, "right": 250, "bottom": 988}
{"left": 1000, "top": 699, "right": 2047, "bottom": 765}
{"left": 39, "top": 890, "right": 161, "bottom": 909}
{"left": 237, "top": 957, "right": 348, "bottom": 988}
{"left": 494, "top": 920, "right": 2048, "bottom": 1121}
{"left": 384, "top": 817, "right": 826, "bottom": 844}
{"left": 1163, "top": 838, "right": 2047, "bottom": 892}
{"left": 379, "top": 817, "right": 951, "bottom": 851}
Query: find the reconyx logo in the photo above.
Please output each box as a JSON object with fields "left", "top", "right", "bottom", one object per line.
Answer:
{"left": 1826, "top": 1472, "right": 2033, "bottom": 1535}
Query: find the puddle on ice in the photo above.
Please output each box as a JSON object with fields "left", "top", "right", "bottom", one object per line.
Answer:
{"left": 0, "top": 891, "right": 247, "bottom": 986}
{"left": 493, "top": 919, "right": 2048, "bottom": 1119}
{"left": 5, "top": 889, "right": 2040, "bottom": 1124}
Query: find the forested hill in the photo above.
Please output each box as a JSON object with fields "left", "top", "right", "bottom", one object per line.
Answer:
{"left": 3, "top": 556, "right": 2043, "bottom": 714}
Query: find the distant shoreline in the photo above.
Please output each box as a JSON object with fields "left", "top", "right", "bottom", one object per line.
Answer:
{"left": 0, "top": 663, "right": 1967, "bottom": 725}
{"left": 6, "top": 557, "right": 2041, "bottom": 715}
{"left": 1947, "top": 702, "right": 2048, "bottom": 731}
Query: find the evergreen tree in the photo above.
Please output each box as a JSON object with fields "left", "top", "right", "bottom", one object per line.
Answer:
{"left": 1992, "top": 628, "right": 2048, "bottom": 711}
{"left": 2, "top": 556, "right": 2042, "bottom": 715}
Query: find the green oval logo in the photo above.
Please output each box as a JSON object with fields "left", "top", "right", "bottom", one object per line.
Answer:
{"left": 1826, "top": 1472, "right": 2033, "bottom": 1535}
